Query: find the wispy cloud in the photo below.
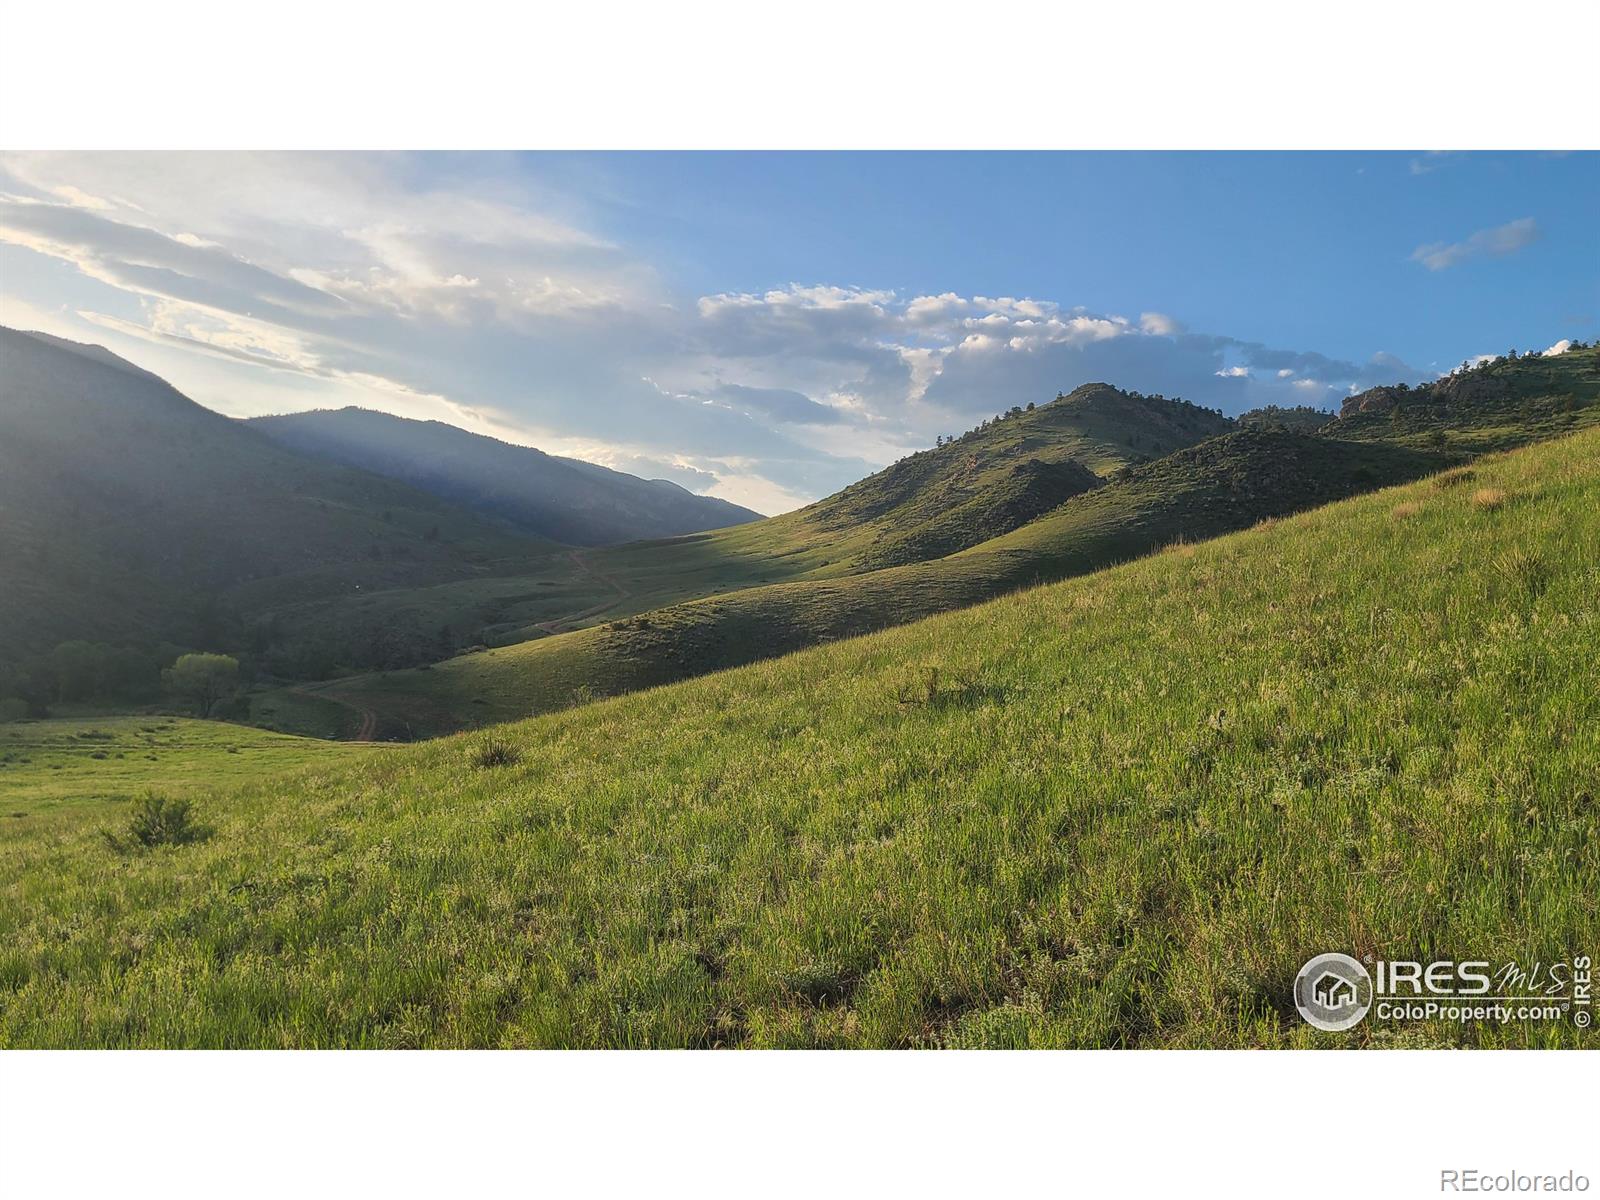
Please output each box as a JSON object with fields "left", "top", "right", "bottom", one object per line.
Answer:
{"left": 1408, "top": 151, "right": 1460, "bottom": 176}
{"left": 1410, "top": 217, "right": 1541, "bottom": 271}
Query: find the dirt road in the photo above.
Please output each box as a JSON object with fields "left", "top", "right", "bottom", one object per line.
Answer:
{"left": 531, "top": 549, "right": 633, "bottom": 635}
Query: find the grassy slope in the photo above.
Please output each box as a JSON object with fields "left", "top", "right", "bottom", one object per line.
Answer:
{"left": 5, "top": 427, "right": 1594, "bottom": 1048}
{"left": 312, "top": 431, "right": 1451, "bottom": 736}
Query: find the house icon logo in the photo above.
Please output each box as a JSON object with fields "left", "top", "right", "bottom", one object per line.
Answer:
{"left": 1294, "top": 953, "right": 1373, "bottom": 1031}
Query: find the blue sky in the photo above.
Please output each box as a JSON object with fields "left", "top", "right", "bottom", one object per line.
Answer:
{"left": 2, "top": 151, "right": 1595, "bottom": 512}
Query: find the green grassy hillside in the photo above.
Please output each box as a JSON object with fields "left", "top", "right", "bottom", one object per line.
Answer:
{"left": 308, "top": 430, "right": 1451, "bottom": 736}
{"left": 3, "top": 426, "right": 1594, "bottom": 1048}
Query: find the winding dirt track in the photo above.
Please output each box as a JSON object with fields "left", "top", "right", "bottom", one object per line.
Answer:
{"left": 530, "top": 549, "right": 632, "bottom": 635}
{"left": 290, "top": 686, "right": 378, "bottom": 742}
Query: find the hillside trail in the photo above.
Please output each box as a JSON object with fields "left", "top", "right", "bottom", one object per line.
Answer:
{"left": 289, "top": 685, "right": 378, "bottom": 741}
{"left": 531, "top": 549, "right": 632, "bottom": 635}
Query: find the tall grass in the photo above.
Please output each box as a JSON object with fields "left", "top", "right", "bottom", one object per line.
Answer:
{"left": 2, "top": 430, "right": 1596, "bottom": 1048}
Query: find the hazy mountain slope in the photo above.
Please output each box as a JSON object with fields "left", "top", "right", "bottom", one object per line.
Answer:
{"left": 295, "top": 430, "right": 1452, "bottom": 737}
{"left": 0, "top": 327, "right": 553, "bottom": 664}
{"left": 248, "top": 407, "right": 761, "bottom": 545}
{"left": 11, "top": 426, "right": 1595, "bottom": 1048}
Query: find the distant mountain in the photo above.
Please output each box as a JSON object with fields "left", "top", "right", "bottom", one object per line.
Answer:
{"left": 247, "top": 407, "right": 762, "bottom": 545}
{"left": 1325, "top": 343, "right": 1599, "bottom": 453}
{"left": 233, "top": 382, "right": 1240, "bottom": 692}
{"left": 0, "top": 326, "right": 551, "bottom": 665}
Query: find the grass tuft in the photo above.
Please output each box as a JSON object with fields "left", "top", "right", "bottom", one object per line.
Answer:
{"left": 471, "top": 739, "right": 521, "bottom": 769}
{"left": 1493, "top": 548, "right": 1552, "bottom": 600}
{"left": 1391, "top": 501, "right": 1422, "bottom": 519}
{"left": 1471, "top": 487, "right": 1508, "bottom": 511}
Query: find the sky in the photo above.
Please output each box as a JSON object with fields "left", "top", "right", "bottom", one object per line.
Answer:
{"left": 1, "top": 151, "right": 1595, "bottom": 514}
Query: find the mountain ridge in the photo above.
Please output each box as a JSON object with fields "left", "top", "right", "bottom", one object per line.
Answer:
{"left": 248, "top": 406, "right": 762, "bottom": 546}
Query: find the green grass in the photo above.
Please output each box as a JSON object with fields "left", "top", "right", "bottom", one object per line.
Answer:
{"left": 3, "top": 427, "right": 1595, "bottom": 1048}
{"left": 0, "top": 717, "right": 376, "bottom": 811}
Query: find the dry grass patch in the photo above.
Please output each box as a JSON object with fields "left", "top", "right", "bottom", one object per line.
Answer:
{"left": 1391, "top": 501, "right": 1422, "bottom": 520}
{"left": 1433, "top": 467, "right": 1476, "bottom": 490}
{"left": 1471, "top": 488, "right": 1508, "bottom": 511}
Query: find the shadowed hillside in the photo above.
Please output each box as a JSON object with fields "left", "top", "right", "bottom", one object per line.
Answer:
{"left": 0, "top": 327, "right": 555, "bottom": 666}
{"left": 247, "top": 382, "right": 1234, "bottom": 688}
{"left": 249, "top": 407, "right": 761, "bottom": 545}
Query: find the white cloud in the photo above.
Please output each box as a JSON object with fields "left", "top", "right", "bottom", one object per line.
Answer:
{"left": 1139, "top": 311, "right": 1183, "bottom": 336}
{"left": 1543, "top": 338, "right": 1573, "bottom": 356}
{"left": 1447, "top": 353, "right": 1498, "bottom": 375}
{"left": 1215, "top": 365, "right": 1249, "bottom": 378}
{"left": 1410, "top": 217, "right": 1541, "bottom": 271}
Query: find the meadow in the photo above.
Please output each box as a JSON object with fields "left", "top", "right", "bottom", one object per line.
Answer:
{"left": 2, "top": 427, "right": 1595, "bottom": 1048}
{"left": 0, "top": 717, "right": 375, "bottom": 807}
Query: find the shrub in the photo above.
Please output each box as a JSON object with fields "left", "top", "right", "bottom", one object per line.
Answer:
{"left": 1471, "top": 488, "right": 1508, "bottom": 511}
{"left": 472, "top": 739, "right": 520, "bottom": 768}
{"left": 108, "top": 792, "right": 209, "bottom": 850}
